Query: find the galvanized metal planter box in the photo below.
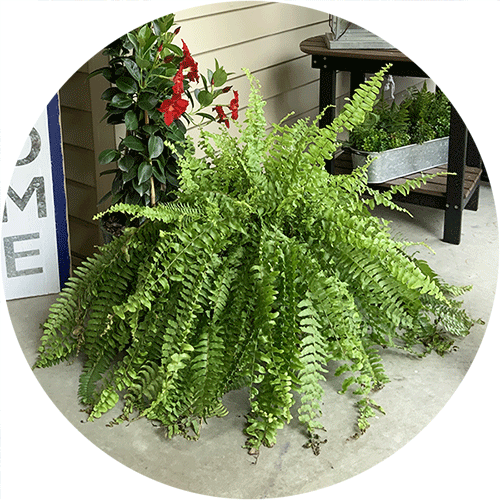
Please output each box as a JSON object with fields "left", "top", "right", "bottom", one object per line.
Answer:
{"left": 351, "top": 136, "right": 449, "bottom": 184}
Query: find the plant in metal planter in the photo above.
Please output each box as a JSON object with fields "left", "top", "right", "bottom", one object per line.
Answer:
{"left": 93, "top": 14, "right": 238, "bottom": 214}
{"left": 347, "top": 83, "right": 451, "bottom": 183}
{"left": 34, "top": 68, "right": 478, "bottom": 456}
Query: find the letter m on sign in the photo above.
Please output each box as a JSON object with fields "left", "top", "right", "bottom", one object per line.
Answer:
{"left": 3, "top": 176, "right": 47, "bottom": 222}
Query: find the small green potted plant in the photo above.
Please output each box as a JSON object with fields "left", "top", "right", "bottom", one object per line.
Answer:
{"left": 91, "top": 13, "right": 239, "bottom": 239}
{"left": 347, "top": 83, "right": 451, "bottom": 183}
{"left": 34, "top": 68, "right": 479, "bottom": 457}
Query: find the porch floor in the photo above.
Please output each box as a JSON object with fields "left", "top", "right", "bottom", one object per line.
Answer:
{"left": 5, "top": 181, "right": 498, "bottom": 499}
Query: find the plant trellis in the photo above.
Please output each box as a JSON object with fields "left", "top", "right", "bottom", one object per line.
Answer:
{"left": 34, "top": 67, "right": 479, "bottom": 454}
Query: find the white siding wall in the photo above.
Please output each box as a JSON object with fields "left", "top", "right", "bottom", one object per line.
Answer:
{"left": 59, "top": 1, "right": 432, "bottom": 261}
{"left": 59, "top": 52, "right": 115, "bottom": 267}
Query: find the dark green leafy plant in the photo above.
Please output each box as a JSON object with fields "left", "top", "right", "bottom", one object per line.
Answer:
{"left": 34, "top": 68, "right": 478, "bottom": 455}
{"left": 406, "top": 82, "right": 450, "bottom": 143}
{"left": 92, "top": 13, "right": 238, "bottom": 208}
{"left": 348, "top": 82, "right": 450, "bottom": 152}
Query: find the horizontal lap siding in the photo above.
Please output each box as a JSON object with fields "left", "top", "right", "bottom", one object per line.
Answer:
{"left": 62, "top": 145, "right": 96, "bottom": 186}
{"left": 59, "top": 51, "right": 115, "bottom": 266}
{"left": 168, "top": 2, "right": 329, "bottom": 146}
{"left": 59, "top": 71, "right": 92, "bottom": 111}
{"left": 393, "top": 76, "right": 433, "bottom": 103}
{"left": 176, "top": 3, "right": 326, "bottom": 56}
{"left": 64, "top": 1, "right": 433, "bottom": 262}
{"left": 176, "top": 1, "right": 270, "bottom": 20}
{"left": 178, "top": 2, "right": 328, "bottom": 123}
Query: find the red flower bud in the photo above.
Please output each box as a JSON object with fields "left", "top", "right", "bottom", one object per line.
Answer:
{"left": 222, "top": 86, "right": 232, "bottom": 93}
{"left": 213, "top": 105, "right": 230, "bottom": 128}
{"left": 181, "top": 40, "right": 191, "bottom": 58}
{"left": 174, "top": 26, "right": 181, "bottom": 35}
{"left": 229, "top": 90, "right": 239, "bottom": 120}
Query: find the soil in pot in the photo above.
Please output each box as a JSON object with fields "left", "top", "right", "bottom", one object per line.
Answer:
{"left": 99, "top": 211, "right": 137, "bottom": 243}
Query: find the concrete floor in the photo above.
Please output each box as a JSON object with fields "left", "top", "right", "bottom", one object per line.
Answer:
{"left": 5, "top": 181, "right": 499, "bottom": 498}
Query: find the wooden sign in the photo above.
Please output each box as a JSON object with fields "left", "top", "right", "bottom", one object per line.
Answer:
{"left": 2, "top": 95, "right": 70, "bottom": 300}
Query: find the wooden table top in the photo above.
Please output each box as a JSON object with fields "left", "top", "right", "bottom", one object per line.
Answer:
{"left": 300, "top": 35, "right": 412, "bottom": 63}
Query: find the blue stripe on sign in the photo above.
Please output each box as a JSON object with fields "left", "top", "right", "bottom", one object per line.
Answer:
{"left": 47, "top": 94, "right": 70, "bottom": 289}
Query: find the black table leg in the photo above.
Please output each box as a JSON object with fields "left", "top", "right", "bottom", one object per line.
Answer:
{"left": 350, "top": 71, "right": 365, "bottom": 98}
{"left": 465, "top": 187, "right": 479, "bottom": 211}
{"left": 443, "top": 105, "right": 467, "bottom": 244}
{"left": 466, "top": 132, "right": 487, "bottom": 183}
{"left": 319, "top": 67, "right": 336, "bottom": 173}
{"left": 465, "top": 133, "right": 481, "bottom": 211}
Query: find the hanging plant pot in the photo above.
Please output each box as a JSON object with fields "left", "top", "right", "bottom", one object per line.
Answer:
{"left": 351, "top": 136, "right": 449, "bottom": 184}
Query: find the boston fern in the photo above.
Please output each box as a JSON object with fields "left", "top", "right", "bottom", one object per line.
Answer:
{"left": 34, "top": 68, "right": 478, "bottom": 455}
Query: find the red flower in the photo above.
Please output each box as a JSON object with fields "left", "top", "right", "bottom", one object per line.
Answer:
{"left": 185, "top": 62, "right": 199, "bottom": 83}
{"left": 159, "top": 94, "right": 189, "bottom": 126}
{"left": 180, "top": 40, "right": 199, "bottom": 82}
{"left": 229, "top": 90, "right": 239, "bottom": 120}
{"left": 172, "top": 68, "right": 184, "bottom": 95}
{"left": 180, "top": 54, "right": 199, "bottom": 82}
{"left": 214, "top": 105, "right": 229, "bottom": 128}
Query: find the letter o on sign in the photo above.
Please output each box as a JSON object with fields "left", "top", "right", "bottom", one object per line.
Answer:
{"left": 16, "top": 128, "right": 41, "bottom": 166}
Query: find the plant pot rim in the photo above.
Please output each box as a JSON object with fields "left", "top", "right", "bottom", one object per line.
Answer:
{"left": 350, "top": 136, "right": 450, "bottom": 184}
{"left": 348, "top": 135, "right": 449, "bottom": 157}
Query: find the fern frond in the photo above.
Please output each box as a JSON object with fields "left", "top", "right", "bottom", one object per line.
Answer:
{"left": 295, "top": 295, "right": 329, "bottom": 433}
{"left": 97, "top": 201, "right": 205, "bottom": 225}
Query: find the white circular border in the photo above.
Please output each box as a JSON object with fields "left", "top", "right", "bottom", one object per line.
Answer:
{"left": 1, "top": 2, "right": 498, "bottom": 499}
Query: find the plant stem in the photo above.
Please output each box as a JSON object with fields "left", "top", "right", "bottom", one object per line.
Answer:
{"left": 151, "top": 176, "right": 156, "bottom": 207}
{"left": 144, "top": 110, "right": 156, "bottom": 207}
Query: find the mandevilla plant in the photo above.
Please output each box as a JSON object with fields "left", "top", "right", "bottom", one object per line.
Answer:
{"left": 93, "top": 14, "right": 239, "bottom": 208}
{"left": 34, "top": 68, "right": 479, "bottom": 457}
